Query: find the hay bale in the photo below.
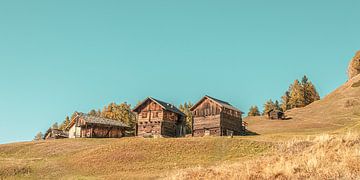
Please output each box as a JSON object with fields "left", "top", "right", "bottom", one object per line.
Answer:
{"left": 348, "top": 51, "right": 360, "bottom": 80}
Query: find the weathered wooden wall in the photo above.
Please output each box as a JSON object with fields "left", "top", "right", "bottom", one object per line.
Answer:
{"left": 80, "top": 126, "right": 125, "bottom": 138}
{"left": 136, "top": 100, "right": 164, "bottom": 136}
{"left": 193, "top": 98, "right": 222, "bottom": 117}
{"left": 220, "top": 113, "right": 243, "bottom": 135}
{"left": 137, "top": 122, "right": 162, "bottom": 137}
{"left": 192, "top": 98, "right": 243, "bottom": 137}
{"left": 193, "top": 115, "right": 221, "bottom": 137}
{"left": 135, "top": 99, "right": 185, "bottom": 137}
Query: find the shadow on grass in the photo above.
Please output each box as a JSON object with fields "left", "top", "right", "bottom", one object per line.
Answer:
{"left": 243, "top": 130, "right": 260, "bottom": 136}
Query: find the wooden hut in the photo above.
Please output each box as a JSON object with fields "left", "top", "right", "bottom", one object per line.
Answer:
{"left": 267, "top": 109, "right": 285, "bottom": 120}
{"left": 44, "top": 128, "right": 68, "bottom": 140}
{"left": 66, "top": 112, "right": 130, "bottom": 138}
{"left": 190, "top": 95, "right": 244, "bottom": 137}
{"left": 132, "top": 97, "right": 186, "bottom": 138}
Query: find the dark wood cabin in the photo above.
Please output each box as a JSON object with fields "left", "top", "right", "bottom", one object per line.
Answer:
{"left": 267, "top": 109, "right": 285, "bottom": 120}
{"left": 44, "top": 128, "right": 68, "bottom": 140}
{"left": 191, "top": 95, "right": 244, "bottom": 137}
{"left": 132, "top": 97, "right": 186, "bottom": 138}
{"left": 66, "top": 112, "right": 131, "bottom": 138}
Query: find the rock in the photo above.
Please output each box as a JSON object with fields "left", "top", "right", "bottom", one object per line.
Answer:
{"left": 348, "top": 51, "right": 360, "bottom": 80}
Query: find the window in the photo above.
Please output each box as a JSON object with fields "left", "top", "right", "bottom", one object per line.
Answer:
{"left": 141, "top": 112, "right": 147, "bottom": 118}
{"left": 153, "top": 112, "right": 159, "bottom": 118}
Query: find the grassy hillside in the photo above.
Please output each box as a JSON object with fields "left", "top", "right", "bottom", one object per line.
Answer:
{"left": 0, "top": 137, "right": 270, "bottom": 179}
{"left": 170, "top": 133, "right": 360, "bottom": 179}
{"left": 245, "top": 74, "right": 360, "bottom": 135}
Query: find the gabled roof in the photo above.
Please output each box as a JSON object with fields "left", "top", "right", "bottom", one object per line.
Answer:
{"left": 44, "top": 128, "right": 69, "bottom": 139}
{"left": 132, "top": 97, "right": 186, "bottom": 116}
{"left": 67, "top": 112, "right": 130, "bottom": 129}
{"left": 190, "top": 95, "right": 243, "bottom": 113}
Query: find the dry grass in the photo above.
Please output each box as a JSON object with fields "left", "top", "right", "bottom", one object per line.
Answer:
{"left": 0, "top": 160, "right": 32, "bottom": 178}
{"left": 168, "top": 132, "right": 360, "bottom": 180}
{"left": 245, "top": 74, "right": 360, "bottom": 135}
{"left": 0, "top": 137, "right": 270, "bottom": 179}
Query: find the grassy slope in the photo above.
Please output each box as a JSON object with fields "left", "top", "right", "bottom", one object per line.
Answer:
{"left": 245, "top": 74, "right": 360, "bottom": 135}
{"left": 170, "top": 133, "right": 360, "bottom": 179}
{"left": 0, "top": 137, "right": 270, "bottom": 179}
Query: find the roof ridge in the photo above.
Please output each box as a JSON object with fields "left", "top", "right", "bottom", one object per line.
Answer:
{"left": 133, "top": 97, "right": 185, "bottom": 116}
{"left": 205, "top": 95, "right": 231, "bottom": 105}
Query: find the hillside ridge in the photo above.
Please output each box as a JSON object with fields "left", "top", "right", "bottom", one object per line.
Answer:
{"left": 246, "top": 73, "right": 360, "bottom": 135}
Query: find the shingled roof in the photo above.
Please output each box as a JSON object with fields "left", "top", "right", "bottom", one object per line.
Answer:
{"left": 190, "top": 95, "right": 243, "bottom": 113}
{"left": 67, "top": 112, "right": 130, "bottom": 129}
{"left": 132, "top": 97, "right": 186, "bottom": 116}
{"left": 44, "top": 128, "right": 69, "bottom": 139}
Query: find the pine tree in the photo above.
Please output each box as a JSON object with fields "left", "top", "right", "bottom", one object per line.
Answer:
{"left": 281, "top": 90, "right": 291, "bottom": 111}
{"left": 52, "top": 122, "right": 59, "bottom": 129}
{"left": 248, "top": 106, "right": 261, "bottom": 116}
{"left": 88, "top": 109, "right": 101, "bottom": 117}
{"left": 34, "top": 132, "right": 43, "bottom": 141}
{"left": 308, "top": 82, "right": 320, "bottom": 103}
{"left": 59, "top": 116, "right": 70, "bottom": 130}
{"left": 274, "top": 100, "right": 281, "bottom": 111}
{"left": 263, "top": 99, "right": 276, "bottom": 115}
{"left": 88, "top": 109, "right": 97, "bottom": 116}
{"left": 70, "top": 111, "right": 78, "bottom": 122}
{"left": 302, "top": 75, "right": 320, "bottom": 106}
{"left": 101, "top": 102, "right": 136, "bottom": 131}
{"left": 286, "top": 75, "right": 320, "bottom": 109}
{"left": 179, "top": 102, "right": 194, "bottom": 134}
{"left": 302, "top": 75, "right": 311, "bottom": 106}
{"left": 289, "top": 80, "right": 304, "bottom": 108}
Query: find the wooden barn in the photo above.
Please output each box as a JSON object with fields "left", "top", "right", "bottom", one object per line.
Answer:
{"left": 132, "top": 97, "right": 186, "bottom": 138}
{"left": 267, "top": 109, "right": 285, "bottom": 120}
{"left": 66, "top": 112, "right": 131, "bottom": 138}
{"left": 44, "top": 128, "right": 68, "bottom": 140}
{"left": 191, "top": 95, "right": 244, "bottom": 137}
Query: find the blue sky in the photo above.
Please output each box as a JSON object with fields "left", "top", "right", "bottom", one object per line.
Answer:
{"left": 0, "top": 1, "right": 359, "bottom": 144}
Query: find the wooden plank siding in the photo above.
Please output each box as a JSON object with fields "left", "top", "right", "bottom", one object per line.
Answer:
{"left": 67, "top": 112, "right": 130, "bottom": 139}
{"left": 133, "top": 97, "right": 186, "bottom": 138}
{"left": 191, "top": 96, "right": 244, "bottom": 137}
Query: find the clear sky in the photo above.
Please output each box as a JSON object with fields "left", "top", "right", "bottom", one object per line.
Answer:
{"left": 0, "top": 1, "right": 359, "bottom": 144}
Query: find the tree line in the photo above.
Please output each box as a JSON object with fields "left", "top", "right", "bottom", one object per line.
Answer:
{"left": 248, "top": 75, "right": 320, "bottom": 116}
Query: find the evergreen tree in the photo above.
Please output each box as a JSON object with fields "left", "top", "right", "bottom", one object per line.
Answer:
{"left": 274, "top": 100, "right": 281, "bottom": 111}
{"left": 70, "top": 111, "right": 78, "bottom": 122}
{"left": 286, "top": 75, "right": 320, "bottom": 109}
{"left": 263, "top": 99, "right": 276, "bottom": 115}
{"left": 179, "top": 102, "right": 194, "bottom": 134}
{"left": 281, "top": 90, "right": 291, "bottom": 111}
{"left": 52, "top": 122, "right": 59, "bottom": 129}
{"left": 289, "top": 80, "right": 304, "bottom": 108}
{"left": 302, "top": 75, "right": 311, "bottom": 105}
{"left": 34, "top": 132, "right": 43, "bottom": 141}
{"left": 59, "top": 116, "right": 70, "bottom": 130}
{"left": 308, "top": 82, "right": 320, "bottom": 103}
{"left": 88, "top": 109, "right": 97, "bottom": 116}
{"left": 101, "top": 102, "right": 136, "bottom": 131}
{"left": 248, "top": 106, "right": 261, "bottom": 116}
{"left": 88, "top": 109, "right": 101, "bottom": 117}
{"left": 302, "top": 75, "right": 320, "bottom": 106}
